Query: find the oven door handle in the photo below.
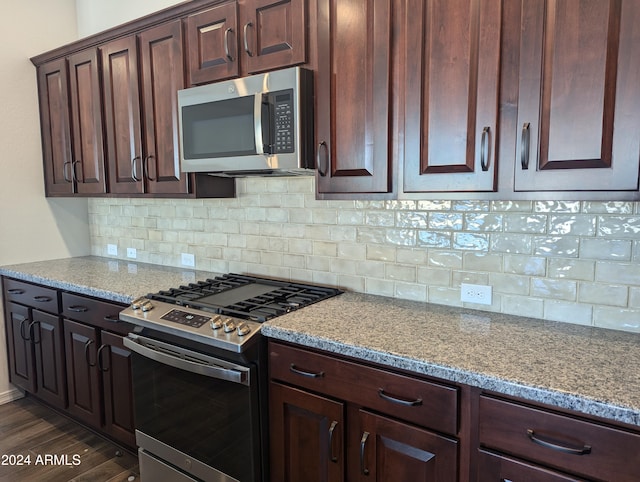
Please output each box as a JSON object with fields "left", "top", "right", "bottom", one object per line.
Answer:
{"left": 123, "top": 334, "right": 251, "bottom": 386}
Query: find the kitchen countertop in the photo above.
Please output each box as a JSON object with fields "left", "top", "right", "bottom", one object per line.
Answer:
{"left": 2, "top": 256, "right": 639, "bottom": 428}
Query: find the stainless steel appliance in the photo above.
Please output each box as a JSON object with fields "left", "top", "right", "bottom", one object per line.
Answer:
{"left": 178, "top": 67, "right": 314, "bottom": 177}
{"left": 120, "top": 274, "right": 341, "bottom": 482}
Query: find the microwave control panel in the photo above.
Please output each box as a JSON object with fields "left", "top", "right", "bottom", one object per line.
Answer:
{"left": 273, "top": 90, "right": 294, "bottom": 153}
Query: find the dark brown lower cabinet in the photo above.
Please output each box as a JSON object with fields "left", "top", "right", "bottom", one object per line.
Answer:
{"left": 478, "top": 450, "right": 583, "bottom": 482}
{"left": 5, "top": 302, "right": 67, "bottom": 409}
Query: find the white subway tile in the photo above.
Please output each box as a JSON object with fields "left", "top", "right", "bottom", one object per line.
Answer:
{"left": 463, "top": 253, "right": 502, "bottom": 272}
{"left": 417, "top": 267, "right": 451, "bottom": 286}
{"left": 595, "top": 261, "right": 640, "bottom": 284}
{"left": 501, "top": 295, "right": 544, "bottom": 319}
{"left": 366, "top": 245, "right": 396, "bottom": 262}
{"left": 489, "top": 273, "right": 530, "bottom": 295}
{"left": 365, "top": 278, "right": 395, "bottom": 297}
{"left": 578, "top": 282, "right": 628, "bottom": 307}
{"left": 543, "top": 301, "right": 592, "bottom": 326}
{"left": 395, "top": 282, "right": 428, "bottom": 302}
{"left": 547, "top": 259, "right": 595, "bottom": 281}
{"left": 531, "top": 278, "right": 577, "bottom": 301}
{"left": 385, "top": 264, "right": 416, "bottom": 282}
{"left": 580, "top": 238, "right": 632, "bottom": 260}
{"left": 533, "top": 236, "right": 579, "bottom": 257}
{"left": 593, "top": 307, "right": 640, "bottom": 332}
{"left": 428, "top": 250, "right": 463, "bottom": 268}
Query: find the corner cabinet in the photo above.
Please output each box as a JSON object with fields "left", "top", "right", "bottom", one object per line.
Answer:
{"left": 268, "top": 341, "right": 459, "bottom": 481}
{"left": 515, "top": 0, "right": 640, "bottom": 193}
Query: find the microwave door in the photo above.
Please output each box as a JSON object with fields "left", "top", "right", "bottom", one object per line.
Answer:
{"left": 254, "top": 93, "right": 265, "bottom": 156}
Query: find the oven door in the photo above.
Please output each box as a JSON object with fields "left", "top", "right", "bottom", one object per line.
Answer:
{"left": 123, "top": 333, "right": 262, "bottom": 482}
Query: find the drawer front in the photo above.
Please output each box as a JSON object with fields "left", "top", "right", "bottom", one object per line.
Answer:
{"left": 3, "top": 278, "right": 59, "bottom": 313}
{"left": 269, "top": 341, "right": 458, "bottom": 435}
{"left": 62, "top": 292, "right": 130, "bottom": 335}
{"left": 478, "top": 450, "right": 584, "bottom": 482}
{"left": 479, "top": 395, "right": 640, "bottom": 481}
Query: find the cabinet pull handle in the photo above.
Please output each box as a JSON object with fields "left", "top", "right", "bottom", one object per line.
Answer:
{"left": 97, "top": 344, "right": 110, "bottom": 372}
{"left": 71, "top": 160, "right": 80, "bottom": 182}
{"left": 289, "top": 363, "right": 325, "bottom": 378}
{"left": 29, "top": 321, "right": 41, "bottom": 345}
{"left": 68, "top": 305, "right": 89, "bottom": 313}
{"left": 328, "top": 420, "right": 338, "bottom": 463}
{"left": 317, "top": 141, "right": 328, "bottom": 177}
{"left": 7, "top": 289, "right": 25, "bottom": 295}
{"left": 131, "top": 156, "right": 142, "bottom": 182}
{"left": 63, "top": 161, "right": 73, "bottom": 183}
{"left": 144, "top": 155, "right": 156, "bottom": 181}
{"left": 224, "top": 27, "right": 235, "bottom": 61}
{"left": 480, "top": 126, "right": 490, "bottom": 171}
{"left": 19, "top": 317, "right": 31, "bottom": 341}
{"left": 360, "top": 431, "right": 370, "bottom": 476}
{"left": 104, "top": 314, "right": 120, "bottom": 323}
{"left": 243, "top": 22, "right": 253, "bottom": 57}
{"left": 84, "top": 339, "right": 96, "bottom": 367}
{"left": 378, "top": 388, "right": 423, "bottom": 407}
{"left": 520, "top": 122, "right": 531, "bottom": 170}
{"left": 526, "top": 429, "right": 592, "bottom": 455}
{"left": 33, "top": 295, "right": 52, "bottom": 303}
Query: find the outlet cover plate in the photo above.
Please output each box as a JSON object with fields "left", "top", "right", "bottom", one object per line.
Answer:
{"left": 126, "top": 247, "right": 137, "bottom": 259}
{"left": 460, "top": 283, "right": 492, "bottom": 305}
{"left": 181, "top": 253, "right": 195, "bottom": 267}
{"left": 107, "top": 244, "right": 118, "bottom": 256}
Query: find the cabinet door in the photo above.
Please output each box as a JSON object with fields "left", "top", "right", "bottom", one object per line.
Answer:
{"left": 478, "top": 450, "right": 583, "bottom": 482}
{"left": 32, "top": 310, "right": 67, "bottom": 409}
{"left": 68, "top": 49, "right": 107, "bottom": 195}
{"left": 99, "top": 331, "right": 135, "bottom": 448}
{"left": 186, "top": 2, "right": 240, "bottom": 85}
{"left": 4, "top": 303, "right": 36, "bottom": 393}
{"left": 351, "top": 409, "right": 458, "bottom": 481}
{"left": 64, "top": 319, "right": 102, "bottom": 428}
{"left": 240, "top": 0, "right": 307, "bottom": 74}
{"left": 316, "top": 0, "right": 393, "bottom": 195}
{"left": 270, "top": 382, "right": 345, "bottom": 482}
{"left": 102, "top": 36, "right": 144, "bottom": 194}
{"left": 404, "top": 0, "right": 501, "bottom": 192}
{"left": 139, "top": 20, "right": 189, "bottom": 195}
{"left": 37, "top": 58, "right": 74, "bottom": 196}
{"left": 515, "top": 0, "right": 640, "bottom": 191}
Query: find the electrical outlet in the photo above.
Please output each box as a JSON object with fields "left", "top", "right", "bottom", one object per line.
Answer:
{"left": 126, "top": 247, "right": 137, "bottom": 259}
{"left": 181, "top": 253, "right": 195, "bottom": 267}
{"left": 460, "top": 283, "right": 492, "bottom": 305}
{"left": 107, "top": 244, "right": 118, "bottom": 256}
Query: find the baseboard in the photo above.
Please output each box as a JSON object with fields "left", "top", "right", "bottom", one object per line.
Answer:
{"left": 0, "top": 387, "right": 25, "bottom": 405}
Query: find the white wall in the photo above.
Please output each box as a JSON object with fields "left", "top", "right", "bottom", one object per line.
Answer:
{"left": 0, "top": 0, "right": 90, "bottom": 403}
{"left": 76, "top": 0, "right": 184, "bottom": 37}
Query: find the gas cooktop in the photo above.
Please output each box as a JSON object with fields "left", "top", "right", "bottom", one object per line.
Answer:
{"left": 119, "top": 274, "right": 342, "bottom": 352}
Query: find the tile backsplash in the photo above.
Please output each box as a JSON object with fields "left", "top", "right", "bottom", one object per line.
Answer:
{"left": 88, "top": 177, "right": 640, "bottom": 333}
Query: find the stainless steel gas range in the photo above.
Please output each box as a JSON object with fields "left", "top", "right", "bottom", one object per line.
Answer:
{"left": 119, "top": 273, "right": 342, "bottom": 482}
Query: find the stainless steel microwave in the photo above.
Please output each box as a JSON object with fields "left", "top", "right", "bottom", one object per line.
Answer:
{"left": 178, "top": 66, "right": 314, "bottom": 177}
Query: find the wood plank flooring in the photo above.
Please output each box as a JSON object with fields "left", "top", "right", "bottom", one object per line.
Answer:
{"left": 0, "top": 396, "right": 138, "bottom": 482}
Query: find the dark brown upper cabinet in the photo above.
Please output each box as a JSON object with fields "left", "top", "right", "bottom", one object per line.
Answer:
{"left": 37, "top": 58, "right": 74, "bottom": 196}
{"left": 315, "top": 0, "right": 394, "bottom": 197}
{"left": 515, "top": 0, "right": 640, "bottom": 192}
{"left": 403, "top": 0, "right": 502, "bottom": 193}
{"left": 186, "top": 0, "right": 307, "bottom": 86}
{"left": 102, "top": 20, "right": 189, "bottom": 195}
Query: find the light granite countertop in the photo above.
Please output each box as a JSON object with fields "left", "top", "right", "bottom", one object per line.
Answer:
{"left": 2, "top": 256, "right": 639, "bottom": 428}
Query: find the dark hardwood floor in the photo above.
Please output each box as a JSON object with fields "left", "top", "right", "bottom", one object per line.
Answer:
{"left": 0, "top": 396, "right": 138, "bottom": 482}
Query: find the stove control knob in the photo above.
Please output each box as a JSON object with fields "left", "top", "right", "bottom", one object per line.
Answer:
{"left": 140, "top": 301, "right": 154, "bottom": 312}
{"left": 237, "top": 323, "right": 251, "bottom": 337}
{"left": 131, "top": 297, "right": 147, "bottom": 310}
{"left": 223, "top": 319, "right": 236, "bottom": 333}
{"left": 210, "top": 315, "right": 223, "bottom": 330}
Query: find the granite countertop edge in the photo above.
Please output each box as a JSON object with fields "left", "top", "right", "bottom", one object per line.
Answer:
{"left": 261, "top": 324, "right": 640, "bottom": 428}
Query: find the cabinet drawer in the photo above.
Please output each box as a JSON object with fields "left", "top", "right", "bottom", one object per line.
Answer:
{"left": 3, "top": 278, "right": 59, "bottom": 313}
{"left": 62, "top": 292, "right": 130, "bottom": 335}
{"left": 269, "top": 342, "right": 458, "bottom": 435}
{"left": 479, "top": 395, "right": 640, "bottom": 481}
{"left": 478, "top": 450, "right": 583, "bottom": 481}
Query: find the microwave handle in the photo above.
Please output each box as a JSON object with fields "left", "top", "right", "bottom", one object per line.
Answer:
{"left": 254, "top": 93, "right": 265, "bottom": 155}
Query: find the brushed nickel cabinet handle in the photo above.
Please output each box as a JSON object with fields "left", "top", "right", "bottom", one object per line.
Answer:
{"left": 328, "top": 420, "right": 338, "bottom": 463}
{"left": 480, "top": 126, "right": 490, "bottom": 171}
{"left": 97, "top": 344, "right": 110, "bottom": 372}
{"left": 33, "top": 295, "right": 52, "bottom": 303}
{"left": 317, "top": 141, "right": 329, "bottom": 177}
{"left": 243, "top": 22, "right": 253, "bottom": 57}
{"left": 144, "top": 155, "right": 156, "bottom": 181}
{"left": 224, "top": 27, "right": 235, "bottom": 61}
{"left": 360, "top": 431, "right": 370, "bottom": 475}
{"left": 378, "top": 388, "right": 423, "bottom": 407}
{"left": 526, "top": 429, "right": 592, "bottom": 455}
{"left": 131, "top": 156, "right": 142, "bottom": 182}
{"left": 84, "top": 339, "right": 96, "bottom": 367}
{"left": 289, "top": 363, "right": 325, "bottom": 378}
{"left": 521, "top": 122, "right": 531, "bottom": 170}
{"left": 7, "top": 289, "right": 25, "bottom": 295}
{"left": 63, "top": 161, "right": 72, "bottom": 183}
{"left": 68, "top": 305, "right": 89, "bottom": 313}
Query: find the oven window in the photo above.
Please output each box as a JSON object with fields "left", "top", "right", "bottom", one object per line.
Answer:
{"left": 182, "top": 96, "right": 257, "bottom": 159}
{"left": 131, "top": 352, "right": 259, "bottom": 482}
